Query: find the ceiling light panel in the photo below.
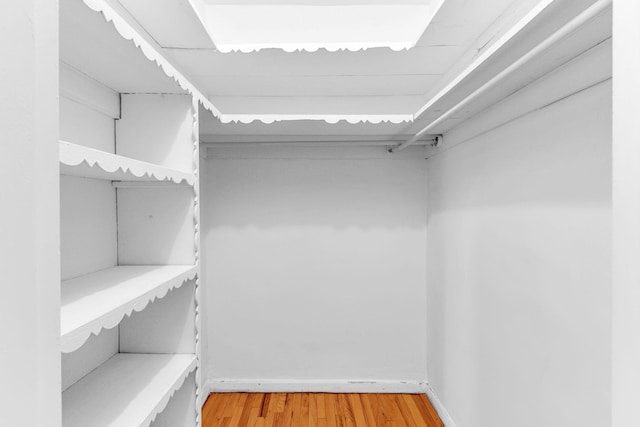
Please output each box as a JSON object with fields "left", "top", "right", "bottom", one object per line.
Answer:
{"left": 188, "top": 0, "right": 446, "bottom": 52}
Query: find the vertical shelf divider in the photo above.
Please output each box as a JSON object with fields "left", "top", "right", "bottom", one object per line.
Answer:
{"left": 59, "top": 0, "right": 206, "bottom": 425}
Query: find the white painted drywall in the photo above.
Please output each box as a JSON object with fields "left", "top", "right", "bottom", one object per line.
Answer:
{"left": 0, "top": 0, "right": 60, "bottom": 425}
{"left": 61, "top": 176, "right": 118, "bottom": 280}
{"left": 62, "top": 328, "right": 118, "bottom": 392}
{"left": 612, "top": 1, "right": 640, "bottom": 425}
{"left": 116, "top": 94, "right": 194, "bottom": 171}
{"left": 60, "top": 97, "right": 115, "bottom": 152}
{"left": 202, "top": 149, "right": 427, "bottom": 388}
{"left": 117, "top": 187, "right": 196, "bottom": 265}
{"left": 426, "top": 79, "right": 611, "bottom": 426}
{"left": 120, "top": 281, "right": 196, "bottom": 354}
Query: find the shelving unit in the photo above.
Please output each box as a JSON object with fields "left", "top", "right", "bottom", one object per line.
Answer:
{"left": 58, "top": 0, "right": 202, "bottom": 425}
{"left": 63, "top": 354, "right": 197, "bottom": 427}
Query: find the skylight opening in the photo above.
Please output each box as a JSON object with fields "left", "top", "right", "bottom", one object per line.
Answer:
{"left": 188, "top": 0, "right": 446, "bottom": 53}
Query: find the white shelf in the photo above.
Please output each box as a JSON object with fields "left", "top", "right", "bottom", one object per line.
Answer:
{"left": 60, "top": 0, "right": 223, "bottom": 119}
{"left": 63, "top": 353, "right": 197, "bottom": 427}
{"left": 60, "top": 0, "right": 184, "bottom": 95}
{"left": 61, "top": 265, "right": 197, "bottom": 353}
{"left": 59, "top": 141, "right": 195, "bottom": 186}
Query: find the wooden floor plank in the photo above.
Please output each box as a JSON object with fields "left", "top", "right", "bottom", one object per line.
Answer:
{"left": 281, "top": 393, "right": 295, "bottom": 426}
{"left": 366, "top": 394, "right": 387, "bottom": 426}
{"left": 246, "top": 407, "right": 260, "bottom": 427}
{"left": 414, "top": 394, "right": 444, "bottom": 427}
{"left": 325, "top": 394, "right": 338, "bottom": 427}
{"left": 222, "top": 393, "right": 241, "bottom": 418}
{"left": 239, "top": 394, "right": 262, "bottom": 426}
{"left": 202, "top": 393, "right": 225, "bottom": 422}
{"left": 211, "top": 394, "right": 234, "bottom": 426}
{"left": 393, "top": 394, "right": 417, "bottom": 427}
{"left": 291, "top": 393, "right": 303, "bottom": 426}
{"left": 229, "top": 406, "right": 244, "bottom": 427}
{"left": 402, "top": 395, "right": 431, "bottom": 427}
{"left": 360, "top": 393, "right": 377, "bottom": 426}
{"left": 337, "top": 393, "right": 355, "bottom": 426}
{"left": 264, "top": 412, "right": 276, "bottom": 427}
{"left": 272, "top": 393, "right": 286, "bottom": 413}
{"left": 301, "top": 393, "right": 310, "bottom": 427}
{"left": 203, "top": 392, "right": 444, "bottom": 427}
{"left": 250, "top": 394, "right": 265, "bottom": 411}
{"left": 347, "top": 394, "right": 367, "bottom": 427}
{"left": 272, "top": 412, "right": 284, "bottom": 427}
{"left": 260, "top": 394, "right": 272, "bottom": 417}
{"left": 388, "top": 396, "right": 407, "bottom": 425}
{"left": 316, "top": 393, "right": 326, "bottom": 419}
{"left": 376, "top": 392, "right": 400, "bottom": 423}
{"left": 309, "top": 393, "right": 318, "bottom": 427}
{"left": 408, "top": 394, "right": 433, "bottom": 424}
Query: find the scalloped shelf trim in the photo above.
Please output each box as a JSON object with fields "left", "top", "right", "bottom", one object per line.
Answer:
{"left": 61, "top": 265, "right": 198, "bottom": 353}
{"left": 214, "top": 42, "right": 415, "bottom": 54}
{"left": 62, "top": 353, "right": 197, "bottom": 427}
{"left": 141, "top": 355, "right": 197, "bottom": 427}
{"left": 60, "top": 141, "right": 195, "bottom": 186}
{"left": 81, "top": 0, "right": 223, "bottom": 119}
{"left": 218, "top": 114, "right": 414, "bottom": 125}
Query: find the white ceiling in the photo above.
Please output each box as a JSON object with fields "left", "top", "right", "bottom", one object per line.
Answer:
{"left": 119, "top": 0, "right": 518, "bottom": 115}
{"left": 201, "top": 1, "right": 436, "bottom": 4}
{"left": 110, "top": 0, "right": 610, "bottom": 141}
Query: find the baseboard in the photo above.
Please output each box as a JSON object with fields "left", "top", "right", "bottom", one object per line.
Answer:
{"left": 204, "top": 379, "right": 428, "bottom": 394}
{"left": 424, "top": 383, "right": 457, "bottom": 427}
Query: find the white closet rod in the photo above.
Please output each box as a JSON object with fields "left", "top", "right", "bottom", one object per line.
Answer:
{"left": 203, "top": 138, "right": 438, "bottom": 149}
{"left": 390, "top": 0, "right": 612, "bottom": 153}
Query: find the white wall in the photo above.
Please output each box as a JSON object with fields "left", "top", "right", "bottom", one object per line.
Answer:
{"left": 202, "top": 149, "right": 428, "bottom": 389}
{"left": 426, "top": 78, "right": 611, "bottom": 426}
{"left": 612, "top": 1, "right": 640, "bottom": 425}
{"left": 0, "top": 0, "right": 60, "bottom": 425}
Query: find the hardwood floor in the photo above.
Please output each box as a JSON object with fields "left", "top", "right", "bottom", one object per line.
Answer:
{"left": 202, "top": 392, "right": 444, "bottom": 426}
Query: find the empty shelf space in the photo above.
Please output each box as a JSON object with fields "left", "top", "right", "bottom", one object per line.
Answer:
{"left": 63, "top": 353, "right": 197, "bottom": 427}
{"left": 59, "top": 141, "right": 195, "bottom": 186}
{"left": 61, "top": 265, "right": 197, "bottom": 353}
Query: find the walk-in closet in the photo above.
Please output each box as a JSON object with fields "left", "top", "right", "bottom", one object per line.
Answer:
{"left": 1, "top": 0, "right": 636, "bottom": 426}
